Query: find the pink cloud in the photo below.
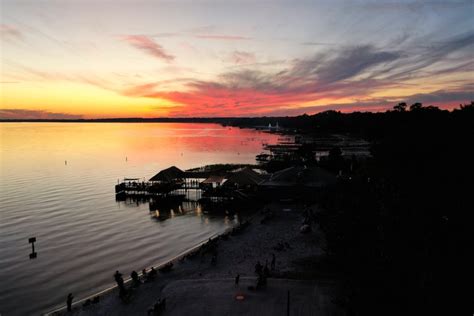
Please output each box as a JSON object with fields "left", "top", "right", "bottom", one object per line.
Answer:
{"left": 121, "top": 35, "right": 174, "bottom": 62}
{"left": 194, "top": 34, "right": 251, "bottom": 40}
{"left": 225, "top": 51, "right": 257, "bottom": 64}
{"left": 120, "top": 67, "right": 472, "bottom": 117}
{"left": 0, "top": 24, "right": 22, "bottom": 41}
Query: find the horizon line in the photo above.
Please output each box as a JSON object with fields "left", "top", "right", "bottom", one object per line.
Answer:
{"left": 1, "top": 105, "right": 466, "bottom": 122}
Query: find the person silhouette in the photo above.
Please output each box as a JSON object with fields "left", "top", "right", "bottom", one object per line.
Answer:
{"left": 131, "top": 270, "right": 140, "bottom": 285}
{"left": 264, "top": 262, "right": 270, "bottom": 277}
{"left": 114, "top": 270, "right": 124, "bottom": 289}
{"left": 67, "top": 293, "right": 74, "bottom": 312}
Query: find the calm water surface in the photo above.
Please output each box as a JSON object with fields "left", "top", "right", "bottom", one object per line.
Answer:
{"left": 0, "top": 123, "right": 278, "bottom": 315}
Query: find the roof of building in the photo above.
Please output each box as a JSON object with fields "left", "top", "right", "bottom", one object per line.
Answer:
{"left": 202, "top": 175, "right": 227, "bottom": 184}
{"left": 224, "top": 167, "right": 265, "bottom": 187}
{"left": 149, "top": 166, "right": 184, "bottom": 182}
{"left": 259, "top": 165, "right": 336, "bottom": 188}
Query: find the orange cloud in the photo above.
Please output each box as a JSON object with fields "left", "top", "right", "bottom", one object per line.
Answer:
{"left": 4, "top": 31, "right": 472, "bottom": 118}
{"left": 117, "top": 39, "right": 473, "bottom": 116}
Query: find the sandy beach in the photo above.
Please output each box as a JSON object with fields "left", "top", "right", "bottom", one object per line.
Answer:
{"left": 49, "top": 202, "right": 341, "bottom": 316}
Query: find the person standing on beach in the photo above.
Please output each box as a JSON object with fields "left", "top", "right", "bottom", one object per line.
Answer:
{"left": 264, "top": 262, "right": 270, "bottom": 278}
{"left": 66, "top": 293, "right": 74, "bottom": 312}
{"left": 149, "top": 267, "right": 157, "bottom": 280}
{"left": 114, "top": 270, "right": 124, "bottom": 290}
{"left": 131, "top": 270, "right": 140, "bottom": 285}
{"left": 235, "top": 274, "right": 240, "bottom": 286}
{"left": 271, "top": 253, "right": 276, "bottom": 271}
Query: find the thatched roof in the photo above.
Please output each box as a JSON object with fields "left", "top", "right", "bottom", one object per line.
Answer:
{"left": 259, "top": 166, "right": 336, "bottom": 188}
{"left": 149, "top": 166, "right": 184, "bottom": 182}
{"left": 202, "top": 175, "right": 227, "bottom": 184}
{"left": 224, "top": 167, "right": 264, "bottom": 187}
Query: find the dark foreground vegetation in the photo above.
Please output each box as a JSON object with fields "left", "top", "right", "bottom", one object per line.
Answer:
{"left": 276, "top": 102, "right": 473, "bottom": 315}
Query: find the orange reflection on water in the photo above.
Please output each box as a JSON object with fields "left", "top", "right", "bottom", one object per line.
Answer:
{"left": 1, "top": 122, "right": 279, "bottom": 179}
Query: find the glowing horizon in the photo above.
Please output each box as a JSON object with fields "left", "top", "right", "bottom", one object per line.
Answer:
{"left": 1, "top": 0, "right": 473, "bottom": 119}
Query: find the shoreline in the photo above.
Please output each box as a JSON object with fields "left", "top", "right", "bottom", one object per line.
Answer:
{"left": 48, "top": 202, "right": 340, "bottom": 315}
{"left": 44, "top": 215, "right": 256, "bottom": 315}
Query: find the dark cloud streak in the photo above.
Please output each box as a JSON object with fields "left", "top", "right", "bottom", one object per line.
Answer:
{"left": 121, "top": 35, "right": 174, "bottom": 62}
{"left": 0, "top": 109, "right": 83, "bottom": 120}
{"left": 0, "top": 24, "right": 23, "bottom": 41}
{"left": 122, "top": 31, "right": 472, "bottom": 116}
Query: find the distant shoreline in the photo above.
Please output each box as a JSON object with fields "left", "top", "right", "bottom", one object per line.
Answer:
{"left": 0, "top": 117, "right": 289, "bottom": 132}
{"left": 0, "top": 117, "right": 284, "bottom": 123}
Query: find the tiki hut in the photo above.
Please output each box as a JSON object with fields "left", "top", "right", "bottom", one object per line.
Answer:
{"left": 224, "top": 167, "right": 264, "bottom": 189}
{"left": 260, "top": 165, "right": 336, "bottom": 188}
{"left": 149, "top": 166, "right": 185, "bottom": 183}
{"left": 201, "top": 175, "right": 227, "bottom": 188}
{"left": 259, "top": 165, "right": 336, "bottom": 200}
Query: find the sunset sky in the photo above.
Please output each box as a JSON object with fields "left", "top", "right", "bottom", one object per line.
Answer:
{"left": 1, "top": 0, "right": 473, "bottom": 119}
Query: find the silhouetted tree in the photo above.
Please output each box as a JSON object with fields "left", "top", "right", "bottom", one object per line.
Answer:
{"left": 393, "top": 102, "right": 407, "bottom": 112}
{"left": 410, "top": 102, "right": 423, "bottom": 111}
{"left": 312, "top": 102, "right": 473, "bottom": 315}
{"left": 459, "top": 100, "right": 474, "bottom": 111}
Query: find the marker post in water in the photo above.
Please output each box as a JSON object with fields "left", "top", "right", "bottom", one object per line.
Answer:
{"left": 28, "top": 237, "right": 37, "bottom": 259}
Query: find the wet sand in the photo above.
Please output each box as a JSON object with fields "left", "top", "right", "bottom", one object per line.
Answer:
{"left": 49, "top": 203, "right": 340, "bottom": 316}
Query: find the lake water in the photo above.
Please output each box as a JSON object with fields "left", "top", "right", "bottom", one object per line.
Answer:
{"left": 0, "top": 123, "right": 278, "bottom": 315}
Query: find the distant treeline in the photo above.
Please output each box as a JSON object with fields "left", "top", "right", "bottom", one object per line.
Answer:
{"left": 3, "top": 102, "right": 472, "bottom": 140}
{"left": 228, "top": 101, "right": 474, "bottom": 138}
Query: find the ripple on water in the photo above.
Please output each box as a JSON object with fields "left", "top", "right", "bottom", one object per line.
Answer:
{"left": 0, "top": 123, "right": 279, "bottom": 316}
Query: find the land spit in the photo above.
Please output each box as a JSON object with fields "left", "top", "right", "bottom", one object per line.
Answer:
{"left": 48, "top": 202, "right": 342, "bottom": 316}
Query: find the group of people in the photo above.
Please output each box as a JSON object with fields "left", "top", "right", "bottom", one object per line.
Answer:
{"left": 230, "top": 220, "right": 250, "bottom": 236}
{"left": 254, "top": 253, "right": 276, "bottom": 290}
{"left": 198, "top": 237, "right": 219, "bottom": 265}
{"left": 147, "top": 297, "right": 166, "bottom": 315}
{"left": 112, "top": 267, "right": 161, "bottom": 303}
{"left": 114, "top": 268, "right": 158, "bottom": 289}
{"left": 187, "top": 179, "right": 200, "bottom": 188}
{"left": 142, "top": 267, "right": 158, "bottom": 281}
{"left": 302, "top": 207, "right": 316, "bottom": 224}
{"left": 65, "top": 293, "right": 100, "bottom": 312}
{"left": 260, "top": 208, "right": 275, "bottom": 224}
{"left": 126, "top": 181, "right": 147, "bottom": 190}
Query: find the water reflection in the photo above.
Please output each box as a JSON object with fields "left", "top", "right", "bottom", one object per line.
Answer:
{"left": 0, "top": 123, "right": 279, "bottom": 315}
{"left": 117, "top": 194, "right": 243, "bottom": 224}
